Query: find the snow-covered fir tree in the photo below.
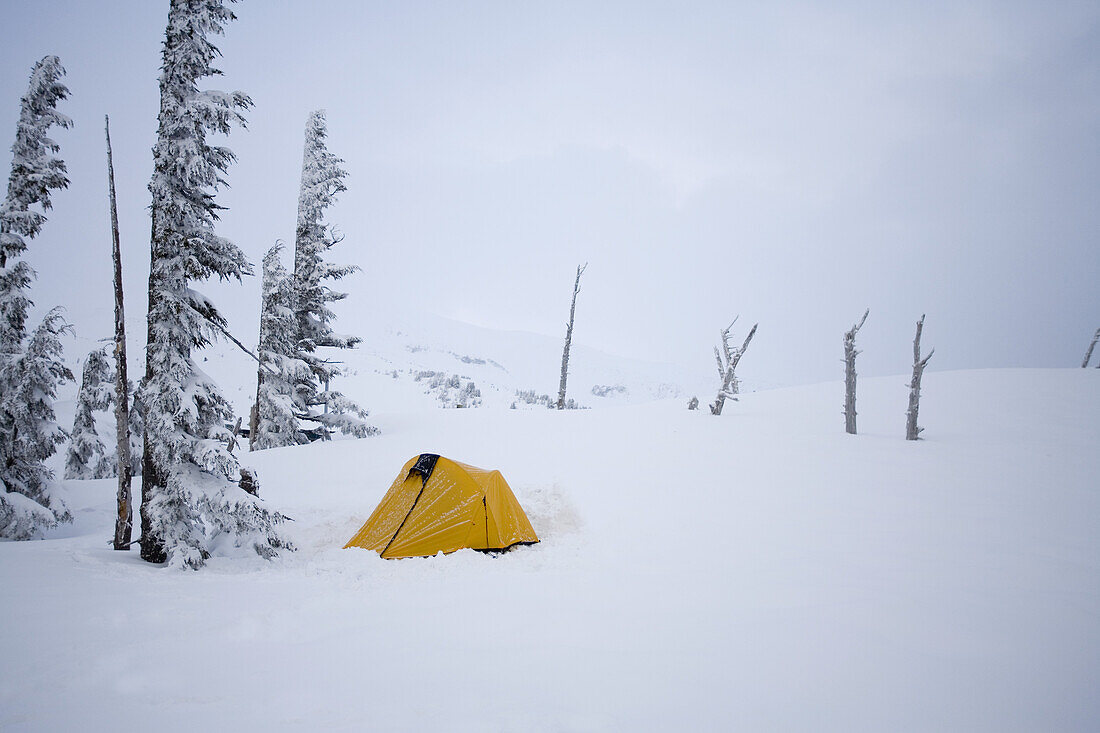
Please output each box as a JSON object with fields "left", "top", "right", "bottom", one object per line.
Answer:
{"left": 65, "top": 346, "right": 115, "bottom": 480}
{"left": 140, "top": 0, "right": 288, "bottom": 567}
{"left": 0, "top": 55, "right": 70, "bottom": 273}
{"left": 91, "top": 382, "right": 143, "bottom": 481}
{"left": 292, "top": 110, "right": 374, "bottom": 439}
{"left": 0, "top": 55, "right": 71, "bottom": 399}
{"left": 0, "top": 309, "right": 73, "bottom": 538}
{"left": 127, "top": 388, "right": 144, "bottom": 478}
{"left": 252, "top": 242, "right": 308, "bottom": 449}
{"left": 0, "top": 56, "right": 73, "bottom": 539}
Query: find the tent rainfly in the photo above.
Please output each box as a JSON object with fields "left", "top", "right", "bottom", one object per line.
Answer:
{"left": 344, "top": 454, "right": 539, "bottom": 559}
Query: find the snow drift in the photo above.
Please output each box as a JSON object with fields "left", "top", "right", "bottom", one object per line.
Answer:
{"left": 0, "top": 368, "right": 1097, "bottom": 731}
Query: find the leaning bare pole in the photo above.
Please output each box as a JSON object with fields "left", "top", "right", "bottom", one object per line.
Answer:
{"left": 556, "top": 263, "right": 587, "bottom": 410}
{"left": 843, "top": 308, "right": 869, "bottom": 434}
{"left": 905, "top": 314, "right": 934, "bottom": 441}
{"left": 106, "top": 116, "right": 132, "bottom": 550}
{"left": 1082, "top": 327, "right": 1100, "bottom": 368}
{"left": 710, "top": 319, "right": 757, "bottom": 415}
{"left": 249, "top": 303, "right": 262, "bottom": 449}
{"left": 249, "top": 380, "right": 260, "bottom": 449}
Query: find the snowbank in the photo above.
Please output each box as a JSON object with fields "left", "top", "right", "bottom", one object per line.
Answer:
{"left": 1, "top": 369, "right": 1097, "bottom": 731}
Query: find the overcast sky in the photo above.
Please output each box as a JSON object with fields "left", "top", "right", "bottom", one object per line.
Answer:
{"left": 1, "top": 0, "right": 1098, "bottom": 389}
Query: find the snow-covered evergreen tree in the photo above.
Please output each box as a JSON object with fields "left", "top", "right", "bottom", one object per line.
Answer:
{"left": 292, "top": 110, "right": 374, "bottom": 439}
{"left": 0, "top": 309, "right": 73, "bottom": 538}
{"left": 0, "top": 56, "right": 72, "bottom": 539}
{"left": 0, "top": 55, "right": 70, "bottom": 269}
{"left": 253, "top": 243, "right": 307, "bottom": 449}
{"left": 127, "top": 388, "right": 144, "bottom": 478}
{"left": 97, "top": 386, "right": 144, "bottom": 480}
{"left": 140, "top": 0, "right": 288, "bottom": 567}
{"left": 0, "top": 56, "right": 70, "bottom": 356}
{"left": 65, "top": 346, "right": 115, "bottom": 480}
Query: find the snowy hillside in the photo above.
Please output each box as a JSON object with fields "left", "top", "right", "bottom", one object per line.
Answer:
{"left": 2, "top": 369, "right": 1098, "bottom": 731}
{"left": 190, "top": 306, "right": 688, "bottom": 415}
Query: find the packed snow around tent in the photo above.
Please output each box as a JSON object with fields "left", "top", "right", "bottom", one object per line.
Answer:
{"left": 1, "top": 368, "right": 1097, "bottom": 731}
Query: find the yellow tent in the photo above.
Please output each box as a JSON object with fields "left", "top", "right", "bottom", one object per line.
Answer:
{"left": 344, "top": 454, "right": 539, "bottom": 558}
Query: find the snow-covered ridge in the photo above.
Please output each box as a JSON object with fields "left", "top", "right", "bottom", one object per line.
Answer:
{"left": 193, "top": 307, "right": 688, "bottom": 416}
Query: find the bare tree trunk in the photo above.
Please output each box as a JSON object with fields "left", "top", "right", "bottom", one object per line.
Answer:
{"left": 709, "top": 319, "right": 735, "bottom": 416}
{"left": 322, "top": 375, "right": 331, "bottom": 440}
{"left": 905, "top": 314, "right": 934, "bottom": 441}
{"left": 249, "top": 292, "right": 262, "bottom": 449}
{"left": 106, "top": 116, "right": 133, "bottom": 551}
{"left": 557, "top": 263, "right": 586, "bottom": 410}
{"left": 843, "top": 308, "right": 869, "bottom": 435}
{"left": 1083, "top": 327, "right": 1100, "bottom": 368}
{"left": 140, "top": 207, "right": 165, "bottom": 564}
{"left": 710, "top": 320, "right": 757, "bottom": 415}
{"left": 248, "top": 378, "right": 260, "bottom": 450}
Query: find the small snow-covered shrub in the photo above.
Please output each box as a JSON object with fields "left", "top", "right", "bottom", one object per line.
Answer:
{"left": 514, "top": 389, "right": 554, "bottom": 409}
{"left": 415, "top": 370, "right": 482, "bottom": 408}
{"left": 514, "top": 390, "right": 581, "bottom": 410}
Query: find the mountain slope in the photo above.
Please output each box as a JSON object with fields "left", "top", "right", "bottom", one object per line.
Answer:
{"left": 195, "top": 307, "right": 688, "bottom": 415}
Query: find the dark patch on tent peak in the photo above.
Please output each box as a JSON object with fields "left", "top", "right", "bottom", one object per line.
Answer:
{"left": 410, "top": 453, "right": 440, "bottom": 483}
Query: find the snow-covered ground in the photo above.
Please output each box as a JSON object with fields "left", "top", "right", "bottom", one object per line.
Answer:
{"left": 173, "top": 305, "right": 689, "bottom": 416}
{"left": 2, "top": 368, "right": 1098, "bottom": 731}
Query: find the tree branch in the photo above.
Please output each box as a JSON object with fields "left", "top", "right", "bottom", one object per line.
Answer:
{"left": 200, "top": 309, "right": 277, "bottom": 376}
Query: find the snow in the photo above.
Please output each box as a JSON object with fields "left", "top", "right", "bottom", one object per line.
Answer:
{"left": 196, "top": 304, "right": 688, "bottom": 419}
{"left": 2, "top": 368, "right": 1098, "bottom": 730}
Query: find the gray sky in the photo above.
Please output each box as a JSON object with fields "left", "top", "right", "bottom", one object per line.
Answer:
{"left": 2, "top": 0, "right": 1098, "bottom": 389}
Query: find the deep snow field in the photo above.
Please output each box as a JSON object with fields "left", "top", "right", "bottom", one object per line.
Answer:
{"left": 1, "top": 368, "right": 1098, "bottom": 731}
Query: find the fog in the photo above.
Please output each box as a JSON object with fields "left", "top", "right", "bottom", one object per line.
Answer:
{"left": 2, "top": 0, "right": 1097, "bottom": 389}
